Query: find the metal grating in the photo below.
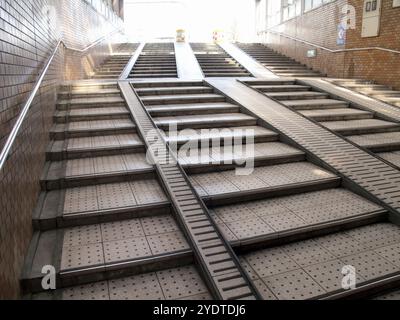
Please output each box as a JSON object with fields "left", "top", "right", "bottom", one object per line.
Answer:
{"left": 119, "top": 82, "right": 261, "bottom": 300}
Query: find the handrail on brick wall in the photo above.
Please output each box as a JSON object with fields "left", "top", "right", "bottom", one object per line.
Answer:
{"left": 67, "top": 27, "right": 124, "bottom": 52}
{"left": 261, "top": 30, "right": 400, "bottom": 55}
{"left": 0, "top": 27, "right": 124, "bottom": 172}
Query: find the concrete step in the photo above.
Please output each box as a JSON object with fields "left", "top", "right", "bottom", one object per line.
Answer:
{"left": 47, "top": 134, "right": 144, "bottom": 161}
{"left": 348, "top": 131, "right": 400, "bottom": 152}
{"left": 191, "top": 161, "right": 341, "bottom": 206}
{"left": 133, "top": 81, "right": 204, "bottom": 89}
{"left": 131, "top": 68, "right": 178, "bottom": 73}
{"left": 41, "top": 153, "right": 154, "bottom": 190}
{"left": 276, "top": 72, "right": 321, "bottom": 77}
{"left": 268, "top": 91, "right": 328, "bottom": 101}
{"left": 380, "top": 97, "right": 400, "bottom": 106}
{"left": 345, "top": 84, "right": 389, "bottom": 90}
{"left": 141, "top": 94, "right": 226, "bottom": 106}
{"left": 165, "top": 125, "right": 279, "bottom": 146}
{"left": 132, "top": 68, "right": 178, "bottom": 73}
{"left": 92, "top": 75, "right": 121, "bottom": 79}
{"left": 261, "top": 60, "right": 298, "bottom": 65}
{"left": 198, "top": 63, "right": 239, "bottom": 67}
{"left": 155, "top": 113, "right": 257, "bottom": 130}
{"left": 179, "top": 142, "right": 306, "bottom": 174}
{"left": 54, "top": 107, "right": 130, "bottom": 123}
{"left": 25, "top": 190, "right": 389, "bottom": 297}
{"left": 33, "top": 177, "right": 171, "bottom": 230}
{"left": 196, "top": 57, "right": 238, "bottom": 60}
{"left": 32, "top": 221, "right": 400, "bottom": 300}
{"left": 254, "top": 85, "right": 311, "bottom": 93}
{"left": 267, "top": 65, "right": 310, "bottom": 71}
{"left": 369, "top": 91, "right": 400, "bottom": 98}
{"left": 202, "top": 69, "right": 249, "bottom": 74}
{"left": 29, "top": 264, "right": 211, "bottom": 300}
{"left": 245, "top": 80, "right": 295, "bottom": 86}
{"left": 373, "top": 289, "right": 400, "bottom": 300}
{"left": 321, "top": 119, "right": 400, "bottom": 136}
{"left": 50, "top": 119, "right": 136, "bottom": 140}
{"left": 261, "top": 61, "right": 297, "bottom": 66}
{"left": 276, "top": 69, "right": 321, "bottom": 75}
{"left": 61, "top": 82, "right": 118, "bottom": 91}
{"left": 137, "top": 56, "right": 176, "bottom": 59}
{"left": 101, "top": 63, "right": 127, "bottom": 67}
{"left": 136, "top": 86, "right": 214, "bottom": 96}
{"left": 300, "top": 108, "right": 373, "bottom": 122}
{"left": 26, "top": 216, "right": 185, "bottom": 293}
{"left": 203, "top": 72, "right": 251, "bottom": 77}
{"left": 130, "top": 73, "right": 178, "bottom": 79}
{"left": 241, "top": 222, "right": 400, "bottom": 300}
{"left": 95, "top": 70, "right": 123, "bottom": 76}
{"left": 213, "top": 188, "right": 386, "bottom": 245}
{"left": 135, "top": 62, "right": 176, "bottom": 67}
{"left": 147, "top": 102, "right": 240, "bottom": 117}
{"left": 133, "top": 64, "right": 177, "bottom": 69}
{"left": 282, "top": 99, "right": 349, "bottom": 110}
{"left": 58, "top": 89, "right": 121, "bottom": 100}
{"left": 57, "top": 97, "right": 126, "bottom": 110}
{"left": 334, "top": 79, "right": 374, "bottom": 85}
{"left": 197, "top": 60, "right": 237, "bottom": 63}
{"left": 377, "top": 151, "right": 400, "bottom": 167}
{"left": 136, "top": 61, "right": 176, "bottom": 65}
{"left": 92, "top": 70, "right": 122, "bottom": 75}
{"left": 60, "top": 80, "right": 118, "bottom": 92}
{"left": 103, "top": 60, "right": 129, "bottom": 63}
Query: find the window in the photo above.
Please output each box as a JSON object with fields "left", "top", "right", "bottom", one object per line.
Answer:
{"left": 265, "top": 0, "right": 334, "bottom": 28}
{"left": 84, "top": 0, "right": 120, "bottom": 19}
{"left": 267, "top": 0, "right": 282, "bottom": 27}
{"left": 304, "top": 0, "right": 333, "bottom": 12}
{"left": 282, "top": 0, "right": 302, "bottom": 21}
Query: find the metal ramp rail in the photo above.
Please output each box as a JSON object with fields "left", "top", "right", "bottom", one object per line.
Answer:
{"left": 119, "top": 82, "right": 261, "bottom": 300}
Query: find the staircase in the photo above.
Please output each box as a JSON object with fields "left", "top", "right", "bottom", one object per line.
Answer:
{"left": 23, "top": 80, "right": 213, "bottom": 300}
{"left": 15, "top": 36, "right": 400, "bottom": 300}
{"left": 129, "top": 43, "right": 178, "bottom": 78}
{"left": 244, "top": 79, "right": 400, "bottom": 168}
{"left": 21, "top": 79, "right": 400, "bottom": 300}
{"left": 131, "top": 80, "right": 398, "bottom": 300}
{"left": 190, "top": 43, "right": 252, "bottom": 77}
{"left": 92, "top": 43, "right": 139, "bottom": 79}
{"left": 237, "top": 43, "right": 323, "bottom": 77}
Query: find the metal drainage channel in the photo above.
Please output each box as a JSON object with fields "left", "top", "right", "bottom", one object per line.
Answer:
{"left": 208, "top": 79, "right": 400, "bottom": 223}
{"left": 119, "top": 82, "right": 261, "bottom": 300}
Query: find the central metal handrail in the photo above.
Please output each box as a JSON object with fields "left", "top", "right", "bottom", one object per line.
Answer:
{"left": 0, "top": 27, "right": 124, "bottom": 172}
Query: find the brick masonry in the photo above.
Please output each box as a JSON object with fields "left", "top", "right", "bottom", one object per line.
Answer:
{"left": 263, "top": 0, "right": 400, "bottom": 90}
{"left": 0, "top": 0, "right": 123, "bottom": 299}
